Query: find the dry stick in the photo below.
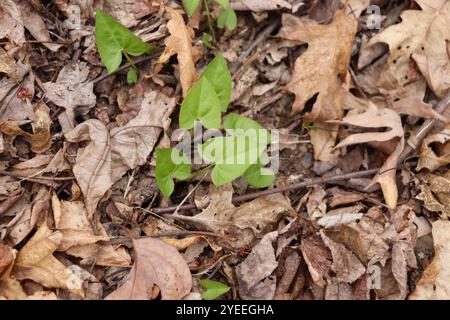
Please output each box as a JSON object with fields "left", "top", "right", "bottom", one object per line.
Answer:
{"left": 0, "top": 170, "right": 75, "bottom": 181}
{"left": 91, "top": 52, "right": 161, "bottom": 85}
{"left": 153, "top": 90, "right": 450, "bottom": 214}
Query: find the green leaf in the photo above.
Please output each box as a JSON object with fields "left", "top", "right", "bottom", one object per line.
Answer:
{"left": 127, "top": 68, "right": 138, "bottom": 84}
{"left": 200, "top": 279, "right": 230, "bottom": 300}
{"left": 179, "top": 76, "right": 222, "bottom": 129}
{"left": 155, "top": 148, "right": 191, "bottom": 197}
{"left": 243, "top": 162, "right": 275, "bottom": 188}
{"left": 202, "top": 33, "right": 213, "bottom": 48}
{"left": 200, "top": 135, "right": 264, "bottom": 186}
{"left": 201, "top": 55, "right": 232, "bottom": 112}
{"left": 217, "top": 8, "right": 237, "bottom": 31}
{"left": 95, "top": 9, "right": 151, "bottom": 73}
{"left": 213, "top": 0, "right": 230, "bottom": 8}
{"left": 223, "top": 113, "right": 271, "bottom": 144}
{"left": 182, "top": 0, "right": 201, "bottom": 17}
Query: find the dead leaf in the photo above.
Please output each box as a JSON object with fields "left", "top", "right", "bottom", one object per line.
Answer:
{"left": 0, "top": 0, "right": 26, "bottom": 45}
{"left": 416, "top": 172, "right": 450, "bottom": 218}
{"left": 158, "top": 7, "right": 200, "bottom": 97}
{"left": 320, "top": 231, "right": 365, "bottom": 283}
{"left": 105, "top": 237, "right": 192, "bottom": 300}
{"left": 417, "top": 123, "right": 450, "bottom": 171}
{"left": 0, "top": 47, "right": 19, "bottom": 79}
{"left": 65, "top": 91, "right": 175, "bottom": 217}
{"left": 235, "top": 231, "right": 278, "bottom": 300}
{"left": 300, "top": 235, "right": 332, "bottom": 287}
{"left": 12, "top": 223, "right": 85, "bottom": 297}
{"left": 188, "top": 184, "right": 294, "bottom": 247}
{"left": 231, "top": 0, "right": 292, "bottom": 12}
{"left": 0, "top": 244, "right": 15, "bottom": 274}
{"left": 0, "top": 103, "right": 52, "bottom": 153}
{"left": 389, "top": 96, "right": 447, "bottom": 121}
{"left": 409, "top": 220, "right": 450, "bottom": 299}
{"left": 43, "top": 62, "right": 96, "bottom": 133}
{"left": 103, "top": 0, "right": 154, "bottom": 28}
{"left": 317, "top": 205, "right": 364, "bottom": 228}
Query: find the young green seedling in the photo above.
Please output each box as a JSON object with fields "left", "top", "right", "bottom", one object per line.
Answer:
{"left": 95, "top": 9, "right": 155, "bottom": 84}
{"left": 155, "top": 148, "right": 191, "bottom": 197}
{"left": 200, "top": 279, "right": 230, "bottom": 300}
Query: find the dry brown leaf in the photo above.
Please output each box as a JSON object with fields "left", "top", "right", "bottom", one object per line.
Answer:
{"left": 188, "top": 184, "right": 294, "bottom": 247}
{"left": 231, "top": 0, "right": 292, "bottom": 12}
{"left": 0, "top": 244, "right": 15, "bottom": 275}
{"left": 12, "top": 223, "right": 85, "bottom": 297}
{"left": 417, "top": 123, "right": 450, "bottom": 171}
{"left": 0, "top": 47, "right": 19, "bottom": 80}
{"left": 320, "top": 231, "right": 366, "bottom": 283}
{"left": 317, "top": 205, "right": 364, "bottom": 228}
{"left": 0, "top": 0, "right": 26, "bottom": 45}
{"left": 43, "top": 62, "right": 96, "bottom": 133}
{"left": 235, "top": 231, "right": 278, "bottom": 300}
{"left": 105, "top": 237, "right": 192, "bottom": 300}
{"left": 409, "top": 220, "right": 450, "bottom": 299}
{"left": 103, "top": 0, "right": 154, "bottom": 27}
{"left": 52, "top": 194, "right": 131, "bottom": 267}
{"left": 0, "top": 103, "right": 52, "bottom": 153}
{"left": 300, "top": 235, "right": 332, "bottom": 287}
{"left": 389, "top": 96, "right": 447, "bottom": 121}
{"left": 368, "top": 0, "right": 450, "bottom": 100}
{"left": 158, "top": 7, "right": 200, "bottom": 97}
{"left": 416, "top": 172, "right": 450, "bottom": 218}
{"left": 65, "top": 91, "right": 175, "bottom": 217}
{"left": 278, "top": 10, "right": 356, "bottom": 160}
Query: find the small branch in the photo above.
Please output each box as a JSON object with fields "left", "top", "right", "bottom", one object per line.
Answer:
{"left": 0, "top": 170, "right": 75, "bottom": 181}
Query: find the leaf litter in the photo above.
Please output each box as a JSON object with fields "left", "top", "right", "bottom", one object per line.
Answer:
{"left": 1, "top": 0, "right": 450, "bottom": 301}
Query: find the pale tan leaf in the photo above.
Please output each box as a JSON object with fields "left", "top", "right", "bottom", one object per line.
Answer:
{"left": 158, "top": 7, "right": 200, "bottom": 97}
{"left": 0, "top": 244, "right": 15, "bottom": 275}
{"left": 300, "top": 235, "right": 332, "bottom": 287}
{"left": 65, "top": 91, "right": 176, "bottom": 217}
{"left": 0, "top": 0, "right": 26, "bottom": 45}
{"left": 231, "top": 0, "right": 292, "bottom": 12}
{"left": 390, "top": 96, "right": 447, "bottom": 121}
{"left": 417, "top": 123, "right": 450, "bottom": 171}
{"left": 409, "top": 220, "right": 450, "bottom": 299}
{"left": 12, "top": 223, "right": 85, "bottom": 297}
{"left": 105, "top": 237, "right": 192, "bottom": 300}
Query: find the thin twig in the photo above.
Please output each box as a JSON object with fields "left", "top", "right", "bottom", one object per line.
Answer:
{"left": 0, "top": 170, "right": 75, "bottom": 181}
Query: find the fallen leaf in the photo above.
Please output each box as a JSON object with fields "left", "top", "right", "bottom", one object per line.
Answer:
{"left": 0, "top": 244, "right": 15, "bottom": 274}
{"left": 105, "top": 237, "right": 192, "bottom": 300}
{"left": 300, "top": 235, "right": 332, "bottom": 287}
{"left": 416, "top": 172, "right": 450, "bottom": 218}
{"left": 317, "top": 205, "right": 364, "bottom": 228}
{"left": 159, "top": 7, "right": 200, "bottom": 97}
{"left": 0, "top": 0, "right": 26, "bottom": 45}
{"left": 188, "top": 184, "right": 294, "bottom": 247}
{"left": 235, "top": 231, "right": 278, "bottom": 300}
{"left": 43, "top": 62, "right": 96, "bottom": 133}
{"left": 12, "top": 223, "right": 85, "bottom": 297}
{"left": 417, "top": 123, "right": 450, "bottom": 171}
{"left": 65, "top": 91, "right": 175, "bottom": 217}
{"left": 409, "top": 220, "right": 450, "bottom": 299}
{"left": 102, "top": 0, "right": 154, "bottom": 28}
{"left": 0, "top": 103, "right": 52, "bottom": 153}
{"left": 231, "top": 0, "right": 292, "bottom": 12}
{"left": 320, "top": 231, "right": 366, "bottom": 283}
{"left": 389, "top": 96, "right": 447, "bottom": 121}
{"left": 0, "top": 47, "right": 19, "bottom": 79}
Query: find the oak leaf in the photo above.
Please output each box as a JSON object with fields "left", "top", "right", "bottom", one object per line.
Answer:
{"left": 231, "top": 0, "right": 292, "bottom": 12}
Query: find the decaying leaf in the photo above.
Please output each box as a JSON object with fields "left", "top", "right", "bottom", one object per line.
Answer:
{"left": 105, "top": 237, "right": 192, "bottom": 300}
{"left": 158, "top": 7, "right": 200, "bottom": 97}
{"left": 278, "top": 10, "right": 357, "bottom": 160}
{"left": 300, "top": 235, "right": 332, "bottom": 287}
{"left": 417, "top": 123, "right": 450, "bottom": 171}
{"left": 0, "top": 0, "right": 26, "bottom": 45}
{"left": 416, "top": 172, "right": 450, "bottom": 219}
{"left": 409, "top": 220, "right": 450, "bottom": 300}
{"left": 389, "top": 96, "right": 447, "bottom": 121}
{"left": 12, "top": 223, "right": 85, "bottom": 297}
{"left": 43, "top": 62, "right": 96, "bottom": 133}
{"left": 65, "top": 91, "right": 176, "bottom": 217}
{"left": 0, "top": 103, "right": 52, "bottom": 153}
{"left": 235, "top": 231, "right": 278, "bottom": 300}
{"left": 0, "top": 244, "right": 15, "bottom": 274}
{"left": 231, "top": 0, "right": 292, "bottom": 12}
{"left": 188, "top": 184, "right": 295, "bottom": 247}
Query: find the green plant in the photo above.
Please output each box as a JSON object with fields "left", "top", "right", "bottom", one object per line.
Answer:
{"left": 183, "top": 0, "right": 237, "bottom": 38}
{"left": 200, "top": 279, "right": 230, "bottom": 300}
{"left": 155, "top": 55, "right": 275, "bottom": 197}
{"left": 95, "top": 9, "right": 156, "bottom": 84}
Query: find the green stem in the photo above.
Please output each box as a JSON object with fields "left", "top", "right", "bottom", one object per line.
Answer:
{"left": 123, "top": 51, "right": 137, "bottom": 72}
{"left": 187, "top": 164, "right": 213, "bottom": 181}
{"left": 203, "top": 0, "right": 216, "bottom": 43}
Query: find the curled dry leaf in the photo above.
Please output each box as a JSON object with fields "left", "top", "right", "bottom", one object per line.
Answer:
{"left": 409, "top": 220, "right": 450, "bottom": 300}
{"left": 317, "top": 204, "right": 364, "bottom": 228}
{"left": 231, "top": 0, "right": 292, "bottom": 12}
{"left": 0, "top": 103, "right": 52, "bottom": 153}
{"left": 278, "top": 10, "right": 357, "bottom": 160}
{"left": 320, "top": 231, "right": 365, "bottom": 283}
{"left": 105, "top": 238, "right": 192, "bottom": 300}
{"left": 235, "top": 231, "right": 278, "bottom": 300}
{"left": 65, "top": 91, "right": 175, "bottom": 217}
{"left": 300, "top": 235, "right": 332, "bottom": 287}
{"left": 417, "top": 123, "right": 450, "bottom": 171}
{"left": 43, "top": 62, "right": 96, "bottom": 133}
{"left": 52, "top": 194, "right": 131, "bottom": 267}
{"left": 12, "top": 223, "right": 85, "bottom": 297}
{"left": 158, "top": 7, "right": 200, "bottom": 97}
{"left": 416, "top": 172, "right": 450, "bottom": 219}
{"left": 389, "top": 96, "right": 447, "bottom": 121}
{"left": 189, "top": 184, "right": 295, "bottom": 247}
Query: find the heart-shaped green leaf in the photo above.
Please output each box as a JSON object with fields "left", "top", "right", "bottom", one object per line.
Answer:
{"left": 217, "top": 8, "right": 237, "bottom": 31}
{"left": 156, "top": 148, "right": 191, "bottom": 197}
{"left": 200, "top": 279, "right": 230, "bottom": 300}
{"left": 182, "top": 0, "right": 201, "bottom": 17}
{"left": 243, "top": 162, "right": 275, "bottom": 188}
{"left": 201, "top": 55, "right": 232, "bottom": 112}
{"left": 213, "top": 0, "right": 230, "bottom": 9}
{"left": 179, "top": 76, "right": 222, "bottom": 129}
{"left": 95, "top": 9, "right": 152, "bottom": 73}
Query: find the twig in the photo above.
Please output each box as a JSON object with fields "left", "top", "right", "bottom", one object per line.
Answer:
{"left": 91, "top": 52, "right": 161, "bottom": 84}
{"left": 107, "top": 230, "right": 227, "bottom": 245}
{"left": 0, "top": 171, "right": 75, "bottom": 181}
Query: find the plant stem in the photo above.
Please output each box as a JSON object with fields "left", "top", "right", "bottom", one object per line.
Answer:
{"left": 123, "top": 51, "right": 138, "bottom": 72}
{"left": 203, "top": 0, "right": 216, "bottom": 43}
{"left": 187, "top": 164, "right": 213, "bottom": 181}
